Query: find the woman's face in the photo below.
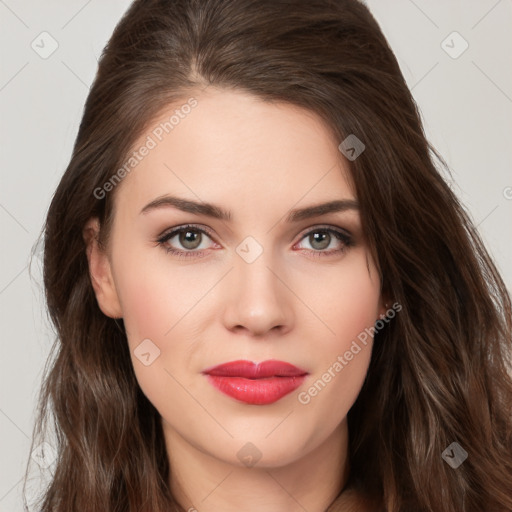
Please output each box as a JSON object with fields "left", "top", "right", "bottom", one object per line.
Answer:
{"left": 88, "top": 87, "right": 385, "bottom": 469}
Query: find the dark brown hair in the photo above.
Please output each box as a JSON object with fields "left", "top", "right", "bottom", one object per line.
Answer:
{"left": 25, "top": 0, "right": 512, "bottom": 510}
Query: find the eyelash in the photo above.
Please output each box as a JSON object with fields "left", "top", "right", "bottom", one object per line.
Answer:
{"left": 155, "top": 223, "right": 354, "bottom": 260}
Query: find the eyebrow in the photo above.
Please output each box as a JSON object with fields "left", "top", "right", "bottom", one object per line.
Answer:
{"left": 140, "top": 194, "right": 359, "bottom": 222}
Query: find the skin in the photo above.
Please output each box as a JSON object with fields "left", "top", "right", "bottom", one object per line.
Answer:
{"left": 84, "top": 87, "right": 386, "bottom": 512}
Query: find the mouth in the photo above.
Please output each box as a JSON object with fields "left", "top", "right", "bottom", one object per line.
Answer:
{"left": 202, "top": 360, "right": 309, "bottom": 405}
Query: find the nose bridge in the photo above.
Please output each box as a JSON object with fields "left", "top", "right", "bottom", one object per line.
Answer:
{"left": 222, "top": 236, "right": 292, "bottom": 335}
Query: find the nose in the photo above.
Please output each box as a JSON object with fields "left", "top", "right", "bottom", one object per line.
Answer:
{"left": 220, "top": 248, "right": 294, "bottom": 338}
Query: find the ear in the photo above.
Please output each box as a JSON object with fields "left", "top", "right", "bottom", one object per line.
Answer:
{"left": 83, "top": 217, "right": 123, "bottom": 319}
{"left": 377, "top": 291, "right": 391, "bottom": 320}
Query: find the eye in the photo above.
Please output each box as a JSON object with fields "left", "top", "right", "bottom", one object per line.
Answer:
{"left": 156, "top": 224, "right": 218, "bottom": 258}
{"left": 293, "top": 226, "right": 353, "bottom": 257}
{"left": 156, "top": 224, "right": 354, "bottom": 260}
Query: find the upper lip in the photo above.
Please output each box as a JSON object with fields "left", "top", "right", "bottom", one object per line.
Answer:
{"left": 202, "top": 359, "right": 308, "bottom": 378}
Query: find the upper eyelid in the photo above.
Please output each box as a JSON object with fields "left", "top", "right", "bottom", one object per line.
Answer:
{"left": 157, "top": 223, "right": 215, "bottom": 241}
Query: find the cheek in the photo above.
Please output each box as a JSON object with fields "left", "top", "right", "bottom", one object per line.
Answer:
{"left": 304, "top": 253, "right": 381, "bottom": 347}
{"left": 114, "top": 246, "right": 206, "bottom": 345}
{"left": 116, "top": 270, "right": 191, "bottom": 412}
{"left": 331, "top": 261, "right": 380, "bottom": 374}
{"left": 335, "top": 268, "right": 380, "bottom": 341}
{"left": 112, "top": 249, "right": 216, "bottom": 392}
{"left": 296, "top": 254, "right": 380, "bottom": 410}
{"left": 118, "top": 277, "right": 168, "bottom": 345}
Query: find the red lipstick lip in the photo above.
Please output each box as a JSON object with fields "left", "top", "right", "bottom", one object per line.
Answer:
{"left": 202, "top": 360, "right": 309, "bottom": 405}
{"left": 202, "top": 359, "right": 308, "bottom": 378}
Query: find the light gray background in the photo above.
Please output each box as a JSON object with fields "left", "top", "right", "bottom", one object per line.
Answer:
{"left": 1, "top": 1, "right": 511, "bottom": 510}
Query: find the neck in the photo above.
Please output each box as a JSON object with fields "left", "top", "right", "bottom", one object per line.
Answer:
{"left": 163, "top": 418, "right": 356, "bottom": 512}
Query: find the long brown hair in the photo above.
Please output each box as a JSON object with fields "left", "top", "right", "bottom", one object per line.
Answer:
{"left": 25, "top": 0, "right": 512, "bottom": 510}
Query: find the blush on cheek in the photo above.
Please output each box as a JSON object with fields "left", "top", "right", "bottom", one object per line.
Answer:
{"left": 120, "top": 282, "right": 166, "bottom": 345}
{"left": 323, "top": 288, "right": 381, "bottom": 349}
{"left": 118, "top": 261, "right": 189, "bottom": 337}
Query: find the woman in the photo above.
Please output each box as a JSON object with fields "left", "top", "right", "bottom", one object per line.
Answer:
{"left": 25, "top": 0, "right": 512, "bottom": 510}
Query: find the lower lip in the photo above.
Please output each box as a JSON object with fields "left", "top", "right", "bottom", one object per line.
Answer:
{"left": 205, "top": 375, "right": 307, "bottom": 405}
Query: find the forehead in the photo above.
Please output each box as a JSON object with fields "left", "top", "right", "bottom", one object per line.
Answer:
{"left": 113, "top": 87, "right": 355, "bottom": 221}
